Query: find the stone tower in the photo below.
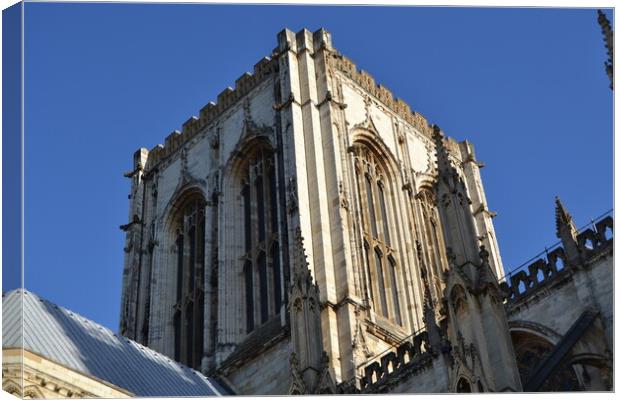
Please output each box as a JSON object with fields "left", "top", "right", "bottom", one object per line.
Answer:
{"left": 119, "top": 28, "right": 507, "bottom": 393}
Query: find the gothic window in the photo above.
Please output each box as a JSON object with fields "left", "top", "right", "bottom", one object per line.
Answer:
{"left": 353, "top": 143, "right": 402, "bottom": 325}
{"left": 418, "top": 189, "right": 446, "bottom": 302}
{"left": 511, "top": 331, "right": 558, "bottom": 388}
{"left": 171, "top": 193, "right": 205, "bottom": 370}
{"left": 240, "top": 148, "right": 281, "bottom": 333}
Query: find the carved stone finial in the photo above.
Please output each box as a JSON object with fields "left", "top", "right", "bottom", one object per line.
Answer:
{"left": 598, "top": 10, "right": 614, "bottom": 90}
{"left": 293, "top": 227, "right": 311, "bottom": 274}
{"left": 432, "top": 124, "right": 456, "bottom": 182}
{"left": 554, "top": 196, "right": 582, "bottom": 265}
{"left": 415, "top": 240, "right": 428, "bottom": 281}
{"left": 291, "top": 351, "right": 299, "bottom": 368}
{"left": 479, "top": 245, "right": 490, "bottom": 265}
{"left": 555, "top": 196, "right": 578, "bottom": 239}
{"left": 446, "top": 247, "right": 457, "bottom": 267}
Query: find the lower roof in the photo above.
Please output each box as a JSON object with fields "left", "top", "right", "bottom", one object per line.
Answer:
{"left": 2, "top": 289, "right": 229, "bottom": 397}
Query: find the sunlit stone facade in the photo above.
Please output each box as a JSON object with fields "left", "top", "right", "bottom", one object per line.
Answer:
{"left": 119, "top": 28, "right": 613, "bottom": 394}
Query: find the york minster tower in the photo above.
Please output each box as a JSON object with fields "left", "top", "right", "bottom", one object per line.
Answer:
{"left": 119, "top": 28, "right": 606, "bottom": 394}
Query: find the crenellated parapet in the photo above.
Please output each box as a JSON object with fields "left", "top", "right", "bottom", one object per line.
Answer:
{"left": 358, "top": 329, "right": 435, "bottom": 391}
{"left": 142, "top": 56, "right": 278, "bottom": 171}
{"left": 500, "top": 215, "right": 613, "bottom": 303}
{"left": 328, "top": 53, "right": 433, "bottom": 138}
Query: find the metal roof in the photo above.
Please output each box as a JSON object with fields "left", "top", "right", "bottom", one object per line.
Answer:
{"left": 2, "top": 289, "right": 229, "bottom": 397}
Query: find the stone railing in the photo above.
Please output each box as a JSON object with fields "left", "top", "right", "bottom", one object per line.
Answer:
{"left": 500, "top": 213, "right": 613, "bottom": 302}
{"left": 358, "top": 329, "right": 432, "bottom": 390}
{"left": 576, "top": 215, "right": 613, "bottom": 256}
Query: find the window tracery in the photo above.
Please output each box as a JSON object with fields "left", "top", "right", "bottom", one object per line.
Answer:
{"left": 240, "top": 148, "right": 281, "bottom": 333}
{"left": 418, "top": 188, "right": 447, "bottom": 303}
{"left": 171, "top": 193, "right": 206, "bottom": 370}
{"left": 352, "top": 143, "right": 402, "bottom": 325}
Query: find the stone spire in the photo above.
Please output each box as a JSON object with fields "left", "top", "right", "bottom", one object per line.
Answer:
{"left": 597, "top": 10, "right": 614, "bottom": 90}
{"left": 432, "top": 125, "right": 480, "bottom": 269}
{"left": 288, "top": 227, "right": 332, "bottom": 394}
{"left": 555, "top": 196, "right": 581, "bottom": 265}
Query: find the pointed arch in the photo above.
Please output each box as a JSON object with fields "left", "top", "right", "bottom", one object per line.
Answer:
{"left": 220, "top": 137, "right": 283, "bottom": 342}
{"left": 163, "top": 187, "right": 207, "bottom": 370}
{"left": 349, "top": 133, "right": 405, "bottom": 327}
{"left": 415, "top": 185, "right": 449, "bottom": 305}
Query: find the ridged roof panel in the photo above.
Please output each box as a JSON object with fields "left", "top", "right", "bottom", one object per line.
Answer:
{"left": 2, "top": 289, "right": 228, "bottom": 397}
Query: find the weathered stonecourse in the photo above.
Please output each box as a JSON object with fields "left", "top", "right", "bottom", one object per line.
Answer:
{"left": 118, "top": 28, "right": 613, "bottom": 394}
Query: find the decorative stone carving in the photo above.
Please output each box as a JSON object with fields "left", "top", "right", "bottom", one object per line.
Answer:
{"left": 338, "top": 181, "right": 350, "bottom": 210}
{"left": 287, "top": 177, "right": 298, "bottom": 214}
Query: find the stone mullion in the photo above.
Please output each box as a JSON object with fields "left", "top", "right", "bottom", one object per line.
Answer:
{"left": 260, "top": 158, "right": 275, "bottom": 319}
{"left": 367, "top": 168, "right": 390, "bottom": 320}
{"left": 193, "top": 208, "right": 205, "bottom": 369}
{"left": 401, "top": 192, "right": 424, "bottom": 332}
{"left": 373, "top": 178, "right": 394, "bottom": 322}
{"left": 164, "top": 224, "right": 178, "bottom": 358}
{"left": 429, "top": 212, "right": 448, "bottom": 302}
{"left": 177, "top": 213, "right": 187, "bottom": 366}
{"left": 359, "top": 164, "right": 381, "bottom": 319}
{"left": 429, "top": 199, "right": 446, "bottom": 309}
{"left": 383, "top": 151, "right": 413, "bottom": 330}
{"left": 422, "top": 195, "right": 446, "bottom": 307}
{"left": 419, "top": 201, "right": 438, "bottom": 305}
{"left": 395, "top": 124, "right": 422, "bottom": 332}
{"left": 216, "top": 175, "right": 238, "bottom": 363}
{"left": 409, "top": 196, "right": 429, "bottom": 331}
{"left": 355, "top": 161, "right": 373, "bottom": 310}
{"left": 388, "top": 179, "right": 416, "bottom": 332}
{"left": 378, "top": 175, "right": 406, "bottom": 326}
{"left": 250, "top": 163, "right": 261, "bottom": 329}
{"left": 202, "top": 199, "right": 214, "bottom": 371}
{"left": 267, "top": 154, "right": 285, "bottom": 318}
{"left": 352, "top": 158, "right": 373, "bottom": 311}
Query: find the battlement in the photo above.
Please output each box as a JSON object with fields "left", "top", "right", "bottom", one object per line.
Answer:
{"left": 142, "top": 55, "right": 278, "bottom": 170}
{"left": 329, "top": 52, "right": 434, "bottom": 139}
{"left": 358, "top": 330, "right": 433, "bottom": 391}
{"left": 137, "top": 27, "right": 459, "bottom": 171}
{"left": 500, "top": 215, "right": 613, "bottom": 303}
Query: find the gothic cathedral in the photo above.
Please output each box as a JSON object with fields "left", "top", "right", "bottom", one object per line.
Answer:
{"left": 119, "top": 28, "right": 613, "bottom": 394}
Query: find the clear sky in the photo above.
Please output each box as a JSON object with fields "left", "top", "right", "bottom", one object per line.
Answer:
{"left": 19, "top": 3, "right": 613, "bottom": 331}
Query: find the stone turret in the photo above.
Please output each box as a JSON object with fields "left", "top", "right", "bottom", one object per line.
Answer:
{"left": 432, "top": 124, "right": 480, "bottom": 270}
{"left": 434, "top": 125, "right": 522, "bottom": 392}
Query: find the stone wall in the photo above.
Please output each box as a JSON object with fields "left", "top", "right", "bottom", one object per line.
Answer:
{"left": 222, "top": 338, "right": 292, "bottom": 395}
{"left": 3, "top": 349, "right": 131, "bottom": 398}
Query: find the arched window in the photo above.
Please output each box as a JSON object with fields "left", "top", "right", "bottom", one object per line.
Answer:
{"left": 352, "top": 143, "right": 402, "bottom": 325}
{"left": 171, "top": 193, "right": 206, "bottom": 370}
{"left": 240, "top": 148, "right": 281, "bottom": 333}
{"left": 418, "top": 189, "right": 446, "bottom": 303}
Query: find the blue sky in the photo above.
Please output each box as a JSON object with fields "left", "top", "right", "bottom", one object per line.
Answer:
{"left": 19, "top": 4, "right": 613, "bottom": 331}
